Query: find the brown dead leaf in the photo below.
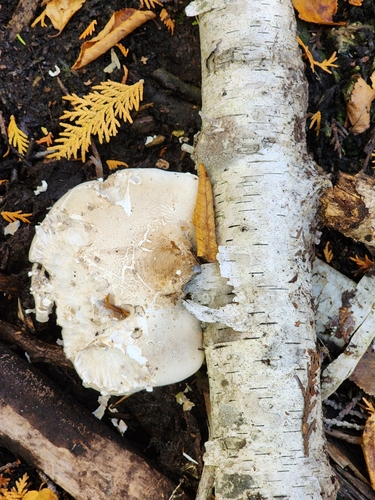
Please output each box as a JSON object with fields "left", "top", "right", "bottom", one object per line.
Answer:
{"left": 361, "top": 398, "right": 375, "bottom": 489}
{"left": 347, "top": 72, "right": 375, "bottom": 134}
{"left": 350, "top": 346, "right": 375, "bottom": 395}
{"left": 72, "top": 9, "right": 155, "bottom": 70}
{"left": 292, "top": 0, "right": 345, "bottom": 25}
{"left": 193, "top": 163, "right": 218, "bottom": 262}
{"left": 33, "top": 0, "right": 86, "bottom": 34}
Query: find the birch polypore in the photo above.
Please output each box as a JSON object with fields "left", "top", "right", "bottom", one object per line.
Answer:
{"left": 185, "top": 0, "right": 337, "bottom": 498}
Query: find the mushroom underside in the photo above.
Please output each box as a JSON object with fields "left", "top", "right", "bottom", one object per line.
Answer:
{"left": 29, "top": 169, "right": 204, "bottom": 396}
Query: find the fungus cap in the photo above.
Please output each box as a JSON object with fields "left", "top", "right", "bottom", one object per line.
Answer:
{"left": 29, "top": 169, "right": 203, "bottom": 396}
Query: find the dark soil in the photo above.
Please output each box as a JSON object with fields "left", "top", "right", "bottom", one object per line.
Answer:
{"left": 0, "top": 0, "right": 205, "bottom": 497}
{"left": 2, "top": 0, "right": 375, "bottom": 498}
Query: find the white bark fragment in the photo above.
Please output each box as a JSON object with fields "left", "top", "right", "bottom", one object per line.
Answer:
{"left": 318, "top": 266, "right": 375, "bottom": 399}
{"left": 312, "top": 259, "right": 356, "bottom": 347}
{"left": 309, "top": 259, "right": 375, "bottom": 399}
{"left": 186, "top": 0, "right": 337, "bottom": 498}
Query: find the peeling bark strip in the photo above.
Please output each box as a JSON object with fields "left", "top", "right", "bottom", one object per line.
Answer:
{"left": 186, "top": 0, "right": 337, "bottom": 498}
{"left": 0, "top": 344, "right": 189, "bottom": 500}
{"left": 295, "top": 349, "right": 319, "bottom": 457}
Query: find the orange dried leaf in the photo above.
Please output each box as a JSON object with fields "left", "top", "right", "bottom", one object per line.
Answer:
{"left": 79, "top": 20, "right": 97, "bottom": 39}
{"left": 32, "top": 0, "right": 86, "bottom": 34}
{"left": 292, "top": 0, "right": 345, "bottom": 25}
{"left": 193, "top": 164, "right": 218, "bottom": 262}
{"left": 347, "top": 72, "right": 375, "bottom": 134}
{"left": 362, "top": 398, "right": 375, "bottom": 490}
{"left": 72, "top": 9, "right": 155, "bottom": 70}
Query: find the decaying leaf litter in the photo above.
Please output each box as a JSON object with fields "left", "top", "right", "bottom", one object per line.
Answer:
{"left": 3, "top": 0, "right": 375, "bottom": 497}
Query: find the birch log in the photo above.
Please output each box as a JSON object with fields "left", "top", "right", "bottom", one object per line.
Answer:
{"left": 185, "top": 0, "right": 338, "bottom": 498}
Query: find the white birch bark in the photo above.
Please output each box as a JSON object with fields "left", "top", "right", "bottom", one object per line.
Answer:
{"left": 185, "top": 0, "right": 338, "bottom": 498}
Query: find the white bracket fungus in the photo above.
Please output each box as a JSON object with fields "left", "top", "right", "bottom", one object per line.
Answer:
{"left": 29, "top": 169, "right": 204, "bottom": 396}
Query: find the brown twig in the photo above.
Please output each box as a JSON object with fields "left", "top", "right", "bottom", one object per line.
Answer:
{"left": 7, "top": 0, "right": 41, "bottom": 41}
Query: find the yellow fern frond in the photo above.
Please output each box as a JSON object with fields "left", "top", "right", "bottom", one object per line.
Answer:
{"left": 1, "top": 210, "right": 32, "bottom": 224}
{"left": 350, "top": 254, "right": 374, "bottom": 274}
{"left": 0, "top": 476, "right": 10, "bottom": 489}
{"left": 48, "top": 80, "right": 144, "bottom": 162}
{"left": 160, "top": 9, "right": 175, "bottom": 35}
{"left": 31, "top": 9, "right": 47, "bottom": 28}
{"left": 106, "top": 160, "right": 129, "bottom": 170}
{"left": 297, "top": 36, "right": 338, "bottom": 74}
{"left": 309, "top": 111, "right": 321, "bottom": 136}
{"left": 140, "top": 0, "right": 162, "bottom": 8}
{"left": 79, "top": 20, "right": 97, "bottom": 39}
{"left": 314, "top": 52, "right": 338, "bottom": 74}
{"left": 323, "top": 241, "right": 333, "bottom": 263}
{"left": 13, "top": 473, "right": 29, "bottom": 496}
{"left": 8, "top": 116, "right": 29, "bottom": 156}
{"left": 1, "top": 490, "right": 23, "bottom": 500}
{"left": 115, "top": 43, "right": 129, "bottom": 58}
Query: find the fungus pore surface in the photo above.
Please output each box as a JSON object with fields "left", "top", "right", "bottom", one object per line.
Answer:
{"left": 29, "top": 169, "right": 203, "bottom": 396}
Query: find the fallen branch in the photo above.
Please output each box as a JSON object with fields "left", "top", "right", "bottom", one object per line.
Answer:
{"left": 0, "top": 320, "right": 72, "bottom": 369}
{"left": 185, "top": 0, "right": 337, "bottom": 497}
{"left": 0, "top": 343, "right": 191, "bottom": 500}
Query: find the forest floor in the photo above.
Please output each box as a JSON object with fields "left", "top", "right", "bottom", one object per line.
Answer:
{"left": 2, "top": 0, "right": 375, "bottom": 498}
{"left": 0, "top": 1, "right": 205, "bottom": 498}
